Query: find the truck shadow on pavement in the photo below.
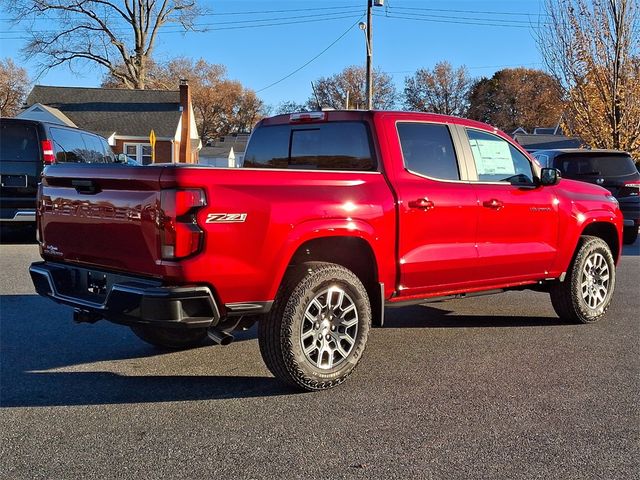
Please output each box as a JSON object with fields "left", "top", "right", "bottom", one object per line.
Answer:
{"left": 0, "top": 293, "right": 576, "bottom": 408}
{"left": 0, "top": 295, "right": 297, "bottom": 408}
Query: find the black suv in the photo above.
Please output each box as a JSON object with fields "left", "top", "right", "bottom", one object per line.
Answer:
{"left": 1, "top": 118, "right": 123, "bottom": 229}
{"left": 533, "top": 149, "right": 640, "bottom": 244}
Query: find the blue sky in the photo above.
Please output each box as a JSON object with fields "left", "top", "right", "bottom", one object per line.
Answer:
{"left": 0, "top": 0, "right": 546, "bottom": 108}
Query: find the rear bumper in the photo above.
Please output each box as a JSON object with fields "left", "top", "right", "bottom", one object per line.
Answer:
{"left": 1, "top": 209, "right": 36, "bottom": 223}
{"left": 619, "top": 197, "right": 639, "bottom": 226}
{"left": 29, "top": 261, "right": 220, "bottom": 328}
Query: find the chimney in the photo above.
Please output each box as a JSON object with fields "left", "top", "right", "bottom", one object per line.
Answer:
{"left": 179, "top": 79, "right": 192, "bottom": 163}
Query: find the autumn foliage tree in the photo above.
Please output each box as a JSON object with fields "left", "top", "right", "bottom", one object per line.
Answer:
{"left": 537, "top": 0, "right": 640, "bottom": 156}
{"left": 403, "top": 61, "right": 472, "bottom": 116}
{"left": 0, "top": 58, "right": 29, "bottom": 117}
{"left": 9, "top": 0, "right": 199, "bottom": 89}
{"left": 103, "top": 57, "right": 265, "bottom": 138}
{"left": 467, "top": 68, "right": 565, "bottom": 133}
{"left": 309, "top": 65, "right": 396, "bottom": 110}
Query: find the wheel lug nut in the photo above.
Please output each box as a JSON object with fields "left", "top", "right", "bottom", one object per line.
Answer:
{"left": 331, "top": 325, "right": 336, "bottom": 331}
{"left": 325, "top": 334, "right": 331, "bottom": 340}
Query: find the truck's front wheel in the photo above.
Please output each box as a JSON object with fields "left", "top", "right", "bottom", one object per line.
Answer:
{"left": 549, "top": 235, "right": 616, "bottom": 323}
{"left": 259, "top": 262, "right": 371, "bottom": 391}
{"left": 129, "top": 325, "right": 208, "bottom": 349}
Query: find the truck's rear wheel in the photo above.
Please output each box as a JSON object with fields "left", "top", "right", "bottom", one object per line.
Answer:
{"left": 549, "top": 235, "right": 616, "bottom": 323}
{"left": 259, "top": 262, "right": 371, "bottom": 391}
{"left": 129, "top": 325, "right": 208, "bottom": 349}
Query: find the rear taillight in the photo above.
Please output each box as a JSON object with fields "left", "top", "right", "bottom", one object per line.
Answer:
{"left": 42, "top": 140, "right": 55, "bottom": 165}
{"left": 619, "top": 182, "right": 640, "bottom": 197}
{"left": 160, "top": 189, "right": 206, "bottom": 260}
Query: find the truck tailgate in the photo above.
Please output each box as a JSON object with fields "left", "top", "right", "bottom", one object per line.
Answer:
{"left": 39, "top": 164, "right": 165, "bottom": 276}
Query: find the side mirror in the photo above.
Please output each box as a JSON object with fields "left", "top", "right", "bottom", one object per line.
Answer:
{"left": 117, "top": 153, "right": 129, "bottom": 163}
{"left": 540, "top": 167, "right": 561, "bottom": 186}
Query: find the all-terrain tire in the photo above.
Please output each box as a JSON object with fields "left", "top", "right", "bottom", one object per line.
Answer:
{"left": 623, "top": 226, "right": 638, "bottom": 245}
{"left": 258, "top": 262, "right": 371, "bottom": 391}
{"left": 130, "top": 325, "right": 208, "bottom": 349}
{"left": 549, "top": 235, "right": 616, "bottom": 323}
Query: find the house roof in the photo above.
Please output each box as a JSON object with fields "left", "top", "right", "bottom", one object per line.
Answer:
{"left": 25, "top": 85, "right": 183, "bottom": 138}
{"left": 513, "top": 133, "right": 583, "bottom": 152}
{"left": 17, "top": 103, "right": 78, "bottom": 127}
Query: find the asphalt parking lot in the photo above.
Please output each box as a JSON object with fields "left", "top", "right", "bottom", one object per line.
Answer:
{"left": 1, "top": 231, "right": 638, "bottom": 480}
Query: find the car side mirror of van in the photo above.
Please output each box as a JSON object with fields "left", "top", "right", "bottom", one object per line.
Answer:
{"left": 540, "top": 167, "right": 561, "bottom": 186}
{"left": 116, "top": 153, "right": 129, "bottom": 163}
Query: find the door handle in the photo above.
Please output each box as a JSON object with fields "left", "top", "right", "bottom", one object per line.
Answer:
{"left": 408, "top": 198, "right": 435, "bottom": 210}
{"left": 482, "top": 198, "right": 504, "bottom": 210}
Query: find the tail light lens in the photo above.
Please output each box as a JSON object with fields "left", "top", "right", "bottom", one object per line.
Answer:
{"left": 160, "top": 189, "right": 206, "bottom": 260}
{"left": 42, "top": 140, "right": 55, "bottom": 164}
{"left": 619, "top": 182, "right": 640, "bottom": 197}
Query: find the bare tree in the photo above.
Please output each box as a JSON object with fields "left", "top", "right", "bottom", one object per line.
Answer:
{"left": 309, "top": 65, "right": 396, "bottom": 110}
{"left": 403, "top": 61, "right": 472, "bottom": 116}
{"left": 537, "top": 0, "right": 640, "bottom": 155}
{"left": 275, "top": 101, "right": 308, "bottom": 115}
{"left": 467, "top": 68, "right": 565, "bottom": 133}
{"left": 9, "top": 0, "right": 200, "bottom": 89}
{"left": 102, "top": 57, "right": 266, "bottom": 138}
{"left": 0, "top": 58, "right": 29, "bottom": 117}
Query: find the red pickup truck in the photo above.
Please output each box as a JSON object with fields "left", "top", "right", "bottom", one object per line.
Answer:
{"left": 30, "top": 111, "right": 623, "bottom": 391}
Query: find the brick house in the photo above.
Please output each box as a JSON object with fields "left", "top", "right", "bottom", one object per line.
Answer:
{"left": 19, "top": 81, "right": 200, "bottom": 163}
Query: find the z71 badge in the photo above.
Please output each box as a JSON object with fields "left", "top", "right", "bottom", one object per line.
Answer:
{"left": 205, "top": 213, "right": 247, "bottom": 223}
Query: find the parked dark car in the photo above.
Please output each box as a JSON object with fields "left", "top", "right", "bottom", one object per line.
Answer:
{"left": 0, "top": 118, "right": 127, "bottom": 229}
{"left": 533, "top": 149, "right": 640, "bottom": 244}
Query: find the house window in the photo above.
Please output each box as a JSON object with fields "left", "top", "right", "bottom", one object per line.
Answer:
{"left": 124, "top": 143, "right": 153, "bottom": 165}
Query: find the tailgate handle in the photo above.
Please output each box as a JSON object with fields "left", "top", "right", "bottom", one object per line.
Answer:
{"left": 72, "top": 179, "right": 99, "bottom": 194}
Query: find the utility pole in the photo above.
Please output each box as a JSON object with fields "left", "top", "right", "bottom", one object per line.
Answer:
{"left": 366, "top": 0, "right": 373, "bottom": 110}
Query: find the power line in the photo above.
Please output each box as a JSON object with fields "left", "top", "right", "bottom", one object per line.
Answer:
{"left": 381, "top": 10, "right": 546, "bottom": 27}
{"left": 256, "top": 16, "right": 364, "bottom": 93}
{"left": 0, "top": 4, "right": 362, "bottom": 22}
{"left": 0, "top": 13, "right": 363, "bottom": 38}
{"left": 388, "top": 5, "right": 549, "bottom": 18}
{"left": 378, "top": 13, "right": 541, "bottom": 29}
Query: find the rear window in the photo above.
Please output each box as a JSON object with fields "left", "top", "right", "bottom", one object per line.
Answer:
{"left": 243, "top": 122, "right": 376, "bottom": 171}
{"left": 397, "top": 123, "right": 460, "bottom": 180}
{"left": 554, "top": 154, "right": 637, "bottom": 177}
{"left": 0, "top": 122, "right": 39, "bottom": 162}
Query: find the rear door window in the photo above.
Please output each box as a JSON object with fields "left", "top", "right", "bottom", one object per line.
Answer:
{"left": 50, "top": 127, "right": 88, "bottom": 163}
{"left": 396, "top": 123, "right": 460, "bottom": 180}
{"left": 81, "top": 134, "right": 106, "bottom": 163}
{"left": 0, "top": 122, "right": 39, "bottom": 162}
{"left": 244, "top": 122, "right": 376, "bottom": 171}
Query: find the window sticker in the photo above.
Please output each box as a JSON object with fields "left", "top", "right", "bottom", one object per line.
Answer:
{"left": 469, "top": 138, "right": 515, "bottom": 176}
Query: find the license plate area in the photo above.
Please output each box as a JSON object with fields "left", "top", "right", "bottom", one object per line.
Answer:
{"left": 87, "top": 271, "right": 108, "bottom": 296}
{"left": 1, "top": 174, "right": 28, "bottom": 188}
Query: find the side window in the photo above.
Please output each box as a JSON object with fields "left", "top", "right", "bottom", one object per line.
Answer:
{"left": 396, "top": 123, "right": 460, "bottom": 181}
{"left": 243, "top": 125, "right": 289, "bottom": 168}
{"left": 466, "top": 129, "right": 534, "bottom": 183}
{"left": 532, "top": 152, "right": 549, "bottom": 168}
{"left": 50, "top": 128, "right": 88, "bottom": 163}
{"left": 81, "top": 134, "right": 105, "bottom": 163}
{"left": 100, "top": 138, "right": 116, "bottom": 162}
